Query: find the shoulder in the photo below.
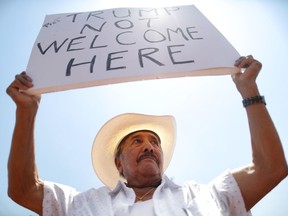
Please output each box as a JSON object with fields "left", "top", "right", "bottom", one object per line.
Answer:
{"left": 43, "top": 181, "right": 112, "bottom": 215}
{"left": 44, "top": 181, "right": 111, "bottom": 200}
{"left": 181, "top": 170, "right": 242, "bottom": 197}
{"left": 181, "top": 171, "right": 251, "bottom": 215}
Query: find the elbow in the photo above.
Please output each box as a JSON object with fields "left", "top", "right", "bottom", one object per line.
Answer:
{"left": 7, "top": 182, "right": 37, "bottom": 206}
{"left": 7, "top": 177, "right": 25, "bottom": 204}
{"left": 276, "top": 156, "right": 288, "bottom": 179}
{"left": 279, "top": 162, "right": 288, "bottom": 179}
{"left": 7, "top": 183, "right": 43, "bottom": 215}
{"left": 254, "top": 157, "right": 288, "bottom": 185}
{"left": 7, "top": 187, "right": 24, "bottom": 205}
{"left": 269, "top": 161, "right": 288, "bottom": 185}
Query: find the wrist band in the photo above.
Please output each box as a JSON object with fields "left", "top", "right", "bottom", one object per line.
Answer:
{"left": 242, "top": 95, "right": 266, "bottom": 107}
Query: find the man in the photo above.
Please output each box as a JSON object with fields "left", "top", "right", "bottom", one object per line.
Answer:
{"left": 6, "top": 56, "right": 288, "bottom": 215}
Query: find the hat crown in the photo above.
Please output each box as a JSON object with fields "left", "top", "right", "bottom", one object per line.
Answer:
{"left": 91, "top": 113, "right": 176, "bottom": 188}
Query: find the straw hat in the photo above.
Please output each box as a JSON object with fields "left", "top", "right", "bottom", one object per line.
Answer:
{"left": 91, "top": 113, "right": 176, "bottom": 188}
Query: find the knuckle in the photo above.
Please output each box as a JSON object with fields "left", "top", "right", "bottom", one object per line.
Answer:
{"left": 254, "top": 61, "right": 262, "bottom": 69}
{"left": 6, "top": 87, "right": 11, "bottom": 95}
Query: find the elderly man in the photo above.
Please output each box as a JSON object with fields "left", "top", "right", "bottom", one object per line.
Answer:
{"left": 6, "top": 56, "right": 288, "bottom": 215}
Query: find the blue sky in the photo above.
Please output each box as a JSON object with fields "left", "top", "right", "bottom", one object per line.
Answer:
{"left": 1, "top": 0, "right": 287, "bottom": 215}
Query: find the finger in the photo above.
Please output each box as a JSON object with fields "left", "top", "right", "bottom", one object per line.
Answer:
{"left": 6, "top": 85, "right": 14, "bottom": 96}
{"left": 234, "top": 55, "right": 254, "bottom": 67}
{"left": 6, "top": 84, "right": 20, "bottom": 99}
{"left": 6, "top": 80, "right": 37, "bottom": 104}
{"left": 239, "top": 59, "right": 262, "bottom": 81}
{"left": 15, "top": 73, "right": 33, "bottom": 88}
{"left": 247, "top": 60, "right": 262, "bottom": 76}
{"left": 234, "top": 56, "right": 246, "bottom": 66}
{"left": 20, "top": 71, "right": 33, "bottom": 82}
{"left": 9, "top": 78, "right": 31, "bottom": 91}
{"left": 235, "top": 56, "right": 253, "bottom": 68}
{"left": 6, "top": 73, "right": 33, "bottom": 97}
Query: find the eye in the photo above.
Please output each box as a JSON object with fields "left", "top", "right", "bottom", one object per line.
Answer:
{"left": 150, "top": 139, "right": 160, "bottom": 146}
{"left": 132, "top": 138, "right": 142, "bottom": 145}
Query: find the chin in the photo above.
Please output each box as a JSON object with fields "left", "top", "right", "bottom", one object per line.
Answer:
{"left": 140, "top": 166, "right": 162, "bottom": 177}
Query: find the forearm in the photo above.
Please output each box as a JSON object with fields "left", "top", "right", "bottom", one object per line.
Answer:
{"left": 245, "top": 102, "right": 287, "bottom": 175}
{"left": 8, "top": 108, "right": 43, "bottom": 209}
{"left": 6, "top": 72, "right": 43, "bottom": 214}
{"left": 238, "top": 81, "right": 287, "bottom": 173}
{"left": 232, "top": 56, "right": 288, "bottom": 210}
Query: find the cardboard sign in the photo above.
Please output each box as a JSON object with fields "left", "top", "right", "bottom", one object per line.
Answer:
{"left": 26, "top": 5, "right": 240, "bottom": 95}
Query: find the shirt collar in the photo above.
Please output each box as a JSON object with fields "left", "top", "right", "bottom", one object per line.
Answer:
{"left": 109, "top": 174, "right": 181, "bottom": 196}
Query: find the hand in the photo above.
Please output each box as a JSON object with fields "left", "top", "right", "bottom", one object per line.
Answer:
{"left": 232, "top": 55, "right": 262, "bottom": 98}
{"left": 6, "top": 71, "right": 41, "bottom": 110}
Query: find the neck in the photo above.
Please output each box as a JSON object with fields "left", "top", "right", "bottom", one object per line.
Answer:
{"left": 132, "top": 186, "right": 157, "bottom": 202}
{"left": 126, "top": 179, "right": 161, "bottom": 202}
{"left": 125, "top": 172, "right": 162, "bottom": 188}
{"left": 126, "top": 178, "right": 161, "bottom": 189}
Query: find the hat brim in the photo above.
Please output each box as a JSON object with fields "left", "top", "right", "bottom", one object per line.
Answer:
{"left": 91, "top": 113, "right": 176, "bottom": 188}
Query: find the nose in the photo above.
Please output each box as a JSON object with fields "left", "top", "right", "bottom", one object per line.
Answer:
{"left": 143, "top": 140, "right": 154, "bottom": 152}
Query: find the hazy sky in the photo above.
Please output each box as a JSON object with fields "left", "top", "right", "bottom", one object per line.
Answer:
{"left": 1, "top": 0, "right": 287, "bottom": 215}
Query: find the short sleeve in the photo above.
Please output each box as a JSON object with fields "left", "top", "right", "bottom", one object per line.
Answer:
{"left": 43, "top": 181, "right": 79, "bottom": 216}
{"left": 209, "top": 170, "right": 252, "bottom": 216}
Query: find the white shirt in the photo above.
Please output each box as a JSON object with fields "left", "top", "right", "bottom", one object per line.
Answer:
{"left": 43, "top": 171, "right": 252, "bottom": 216}
{"left": 129, "top": 200, "right": 154, "bottom": 216}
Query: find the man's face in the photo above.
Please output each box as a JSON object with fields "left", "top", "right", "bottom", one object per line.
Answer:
{"left": 115, "top": 131, "right": 163, "bottom": 182}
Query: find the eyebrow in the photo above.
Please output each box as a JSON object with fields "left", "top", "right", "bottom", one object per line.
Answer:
{"left": 115, "top": 130, "right": 161, "bottom": 158}
{"left": 129, "top": 133, "right": 160, "bottom": 143}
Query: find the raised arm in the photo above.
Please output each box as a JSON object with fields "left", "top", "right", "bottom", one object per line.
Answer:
{"left": 6, "top": 72, "right": 43, "bottom": 214}
{"left": 231, "top": 56, "right": 288, "bottom": 211}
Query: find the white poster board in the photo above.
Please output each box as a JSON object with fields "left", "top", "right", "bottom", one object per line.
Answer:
{"left": 26, "top": 5, "right": 240, "bottom": 95}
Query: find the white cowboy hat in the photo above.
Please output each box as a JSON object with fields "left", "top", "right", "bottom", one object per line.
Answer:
{"left": 91, "top": 113, "right": 176, "bottom": 188}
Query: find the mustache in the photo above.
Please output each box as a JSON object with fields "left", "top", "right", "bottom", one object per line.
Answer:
{"left": 137, "top": 151, "right": 159, "bottom": 164}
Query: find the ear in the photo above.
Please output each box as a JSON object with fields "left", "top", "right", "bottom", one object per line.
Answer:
{"left": 114, "top": 157, "right": 123, "bottom": 174}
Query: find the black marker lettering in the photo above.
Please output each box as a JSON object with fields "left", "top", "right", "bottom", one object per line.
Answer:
{"left": 113, "top": 9, "right": 131, "bottom": 18}
{"left": 37, "top": 39, "right": 68, "bottom": 55}
{"left": 66, "top": 55, "right": 96, "bottom": 76}
{"left": 143, "top": 29, "right": 166, "bottom": 43}
{"left": 167, "top": 45, "right": 194, "bottom": 64}
{"left": 186, "top": 27, "right": 203, "bottom": 40}
{"left": 87, "top": 11, "right": 104, "bottom": 20}
{"left": 116, "top": 31, "right": 136, "bottom": 45}
{"left": 138, "top": 48, "right": 164, "bottom": 67}
{"left": 164, "top": 7, "right": 180, "bottom": 15}
{"left": 139, "top": 18, "right": 159, "bottom": 28}
{"left": 90, "top": 35, "right": 108, "bottom": 49}
{"left": 114, "top": 19, "right": 134, "bottom": 29}
{"left": 66, "top": 13, "right": 83, "bottom": 23}
{"left": 67, "top": 36, "right": 86, "bottom": 52}
{"left": 80, "top": 21, "right": 107, "bottom": 34}
{"left": 139, "top": 9, "right": 158, "bottom": 17}
{"left": 107, "top": 50, "right": 128, "bottom": 71}
{"left": 167, "top": 28, "right": 189, "bottom": 42}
